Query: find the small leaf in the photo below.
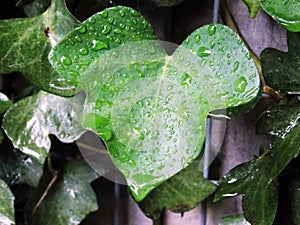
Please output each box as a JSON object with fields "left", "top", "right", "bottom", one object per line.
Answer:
{"left": 0, "top": 93, "right": 13, "bottom": 114}
{"left": 0, "top": 179, "right": 15, "bottom": 225}
{"left": 139, "top": 156, "right": 217, "bottom": 220}
{"left": 2, "top": 91, "right": 85, "bottom": 164}
{"left": 242, "top": 0, "right": 261, "bottom": 18}
{"left": 261, "top": 32, "right": 300, "bottom": 93}
{"left": 30, "top": 160, "right": 98, "bottom": 225}
{"left": 256, "top": 104, "right": 300, "bottom": 138}
{"left": 219, "top": 214, "right": 251, "bottom": 225}
{"left": 259, "top": 0, "right": 300, "bottom": 32}
{"left": 0, "top": 0, "right": 80, "bottom": 96}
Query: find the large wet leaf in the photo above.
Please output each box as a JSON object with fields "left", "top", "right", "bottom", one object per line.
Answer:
{"left": 259, "top": 0, "right": 300, "bottom": 32}
{"left": 0, "top": 93, "right": 12, "bottom": 114}
{"left": 220, "top": 214, "right": 251, "bottom": 225}
{"left": 243, "top": 0, "right": 261, "bottom": 18}
{"left": 0, "top": 0, "right": 79, "bottom": 96}
{"left": 50, "top": 7, "right": 260, "bottom": 201}
{"left": 261, "top": 32, "right": 300, "bottom": 93}
{"left": 30, "top": 160, "right": 98, "bottom": 225}
{"left": 256, "top": 104, "right": 300, "bottom": 138}
{"left": 215, "top": 122, "right": 300, "bottom": 225}
{"left": 0, "top": 179, "right": 15, "bottom": 225}
{"left": 2, "top": 91, "right": 85, "bottom": 164}
{"left": 138, "top": 156, "right": 217, "bottom": 219}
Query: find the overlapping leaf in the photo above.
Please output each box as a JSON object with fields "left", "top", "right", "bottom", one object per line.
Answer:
{"left": 0, "top": 0, "right": 80, "bottom": 96}
{"left": 0, "top": 93, "right": 13, "bottom": 114}
{"left": 259, "top": 0, "right": 300, "bottom": 32}
{"left": 49, "top": 6, "right": 260, "bottom": 201}
{"left": 29, "top": 160, "right": 98, "bottom": 225}
{"left": 0, "top": 179, "right": 15, "bottom": 225}
{"left": 139, "top": 156, "right": 217, "bottom": 219}
{"left": 2, "top": 91, "right": 85, "bottom": 164}
{"left": 220, "top": 214, "right": 251, "bottom": 225}
{"left": 242, "top": 0, "right": 261, "bottom": 18}
{"left": 261, "top": 32, "right": 300, "bottom": 93}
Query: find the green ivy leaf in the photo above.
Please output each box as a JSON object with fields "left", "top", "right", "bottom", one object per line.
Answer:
{"left": 138, "top": 156, "right": 217, "bottom": 219}
{"left": 215, "top": 122, "right": 300, "bottom": 225}
{"left": 2, "top": 91, "right": 85, "bottom": 164}
{"left": 0, "top": 93, "right": 13, "bottom": 114}
{"left": 242, "top": 0, "right": 261, "bottom": 18}
{"left": 30, "top": 160, "right": 98, "bottom": 225}
{"left": 256, "top": 104, "right": 300, "bottom": 138}
{"left": 0, "top": 0, "right": 80, "bottom": 96}
{"left": 50, "top": 7, "right": 260, "bottom": 201}
{"left": 0, "top": 179, "right": 15, "bottom": 225}
{"left": 259, "top": 0, "right": 300, "bottom": 32}
{"left": 261, "top": 32, "right": 300, "bottom": 93}
{"left": 220, "top": 214, "right": 251, "bottom": 225}
{"left": 0, "top": 146, "right": 43, "bottom": 187}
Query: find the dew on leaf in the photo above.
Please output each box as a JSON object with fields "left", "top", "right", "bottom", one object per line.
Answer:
{"left": 234, "top": 76, "right": 248, "bottom": 92}
{"left": 79, "top": 48, "right": 88, "bottom": 55}
{"left": 197, "top": 46, "right": 211, "bottom": 57}
{"left": 119, "top": 9, "right": 126, "bottom": 17}
{"left": 91, "top": 40, "right": 109, "bottom": 51}
{"left": 108, "top": 18, "right": 114, "bottom": 24}
{"left": 74, "top": 35, "right": 82, "bottom": 43}
{"left": 195, "top": 34, "right": 201, "bottom": 42}
{"left": 60, "top": 56, "right": 72, "bottom": 66}
{"left": 119, "top": 23, "right": 126, "bottom": 29}
{"left": 100, "top": 10, "right": 108, "bottom": 18}
{"left": 77, "top": 25, "right": 87, "bottom": 34}
{"left": 208, "top": 24, "right": 217, "bottom": 35}
{"left": 210, "top": 40, "right": 215, "bottom": 48}
{"left": 102, "top": 25, "right": 112, "bottom": 34}
{"left": 233, "top": 61, "right": 239, "bottom": 72}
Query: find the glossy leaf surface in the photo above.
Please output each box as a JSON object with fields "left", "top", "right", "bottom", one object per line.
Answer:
{"left": 259, "top": 0, "right": 300, "bottom": 32}
{"left": 2, "top": 91, "right": 85, "bottom": 164}
{"left": 0, "top": 0, "right": 79, "bottom": 96}
{"left": 261, "top": 32, "right": 300, "bottom": 92}
{"left": 30, "top": 160, "right": 98, "bottom": 225}
{"left": 0, "top": 179, "right": 15, "bottom": 225}
{"left": 50, "top": 7, "right": 260, "bottom": 201}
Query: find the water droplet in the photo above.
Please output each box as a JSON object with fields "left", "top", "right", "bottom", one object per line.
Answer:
{"left": 101, "top": 10, "right": 108, "bottom": 18}
{"left": 108, "top": 18, "right": 114, "bottom": 24}
{"left": 209, "top": 60, "right": 214, "bottom": 66}
{"left": 142, "top": 20, "right": 148, "bottom": 29}
{"left": 119, "top": 9, "right": 126, "bottom": 17}
{"left": 102, "top": 25, "right": 112, "bottom": 34}
{"left": 77, "top": 25, "right": 87, "bottom": 34}
{"left": 197, "top": 46, "right": 211, "bottom": 57}
{"left": 195, "top": 34, "right": 201, "bottom": 42}
{"left": 278, "top": 56, "right": 283, "bottom": 62}
{"left": 227, "top": 60, "right": 231, "bottom": 65}
{"left": 227, "top": 53, "right": 231, "bottom": 58}
{"left": 60, "top": 56, "right": 72, "bottom": 66}
{"left": 181, "top": 73, "right": 192, "bottom": 86}
{"left": 234, "top": 76, "right": 248, "bottom": 92}
{"left": 79, "top": 47, "right": 88, "bottom": 55}
{"left": 233, "top": 61, "right": 239, "bottom": 72}
{"left": 208, "top": 24, "right": 216, "bottom": 35}
{"left": 88, "top": 17, "right": 96, "bottom": 24}
{"left": 91, "top": 40, "right": 109, "bottom": 51}
{"left": 119, "top": 23, "right": 126, "bottom": 29}
{"left": 210, "top": 40, "right": 215, "bottom": 48}
{"left": 74, "top": 35, "right": 82, "bottom": 42}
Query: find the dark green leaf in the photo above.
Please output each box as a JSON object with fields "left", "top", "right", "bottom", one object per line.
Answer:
{"left": 287, "top": 175, "right": 300, "bottom": 225}
{"left": 242, "top": 0, "right": 261, "bottom": 18}
{"left": 50, "top": 11, "right": 260, "bottom": 201}
{"left": 0, "top": 0, "right": 80, "bottom": 96}
{"left": 261, "top": 32, "right": 300, "bottom": 93}
{"left": 147, "top": 0, "right": 184, "bottom": 7}
{"left": 0, "top": 93, "right": 13, "bottom": 114}
{"left": 49, "top": 6, "right": 157, "bottom": 87}
{"left": 0, "top": 146, "right": 43, "bottom": 187}
{"left": 215, "top": 123, "right": 300, "bottom": 225}
{"left": 220, "top": 214, "right": 251, "bottom": 225}
{"left": 2, "top": 91, "right": 85, "bottom": 164}
{"left": 259, "top": 0, "right": 300, "bottom": 32}
{"left": 0, "top": 179, "right": 15, "bottom": 225}
{"left": 23, "top": 0, "right": 51, "bottom": 17}
{"left": 256, "top": 104, "right": 300, "bottom": 138}
{"left": 30, "top": 160, "right": 98, "bottom": 225}
{"left": 139, "top": 156, "right": 217, "bottom": 219}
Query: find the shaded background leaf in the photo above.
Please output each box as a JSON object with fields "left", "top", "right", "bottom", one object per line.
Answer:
{"left": 0, "top": 93, "right": 13, "bottom": 114}
{"left": 0, "top": 179, "right": 15, "bottom": 225}
{"left": 219, "top": 214, "right": 250, "bottom": 225}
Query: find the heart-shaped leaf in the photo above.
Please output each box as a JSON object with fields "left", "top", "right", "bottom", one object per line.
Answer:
{"left": 0, "top": 0, "right": 80, "bottom": 96}
{"left": 261, "top": 32, "right": 300, "bottom": 93}
{"left": 2, "top": 91, "right": 85, "bottom": 164}
{"left": 220, "top": 214, "right": 251, "bottom": 225}
{"left": 0, "top": 179, "right": 15, "bottom": 225}
{"left": 49, "top": 7, "right": 260, "bottom": 201}
{"left": 259, "top": 0, "right": 300, "bottom": 32}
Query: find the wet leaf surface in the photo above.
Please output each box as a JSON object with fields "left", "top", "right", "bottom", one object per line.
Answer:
{"left": 220, "top": 214, "right": 251, "bottom": 225}
{"left": 2, "top": 91, "right": 85, "bottom": 164}
{"left": 0, "top": 179, "right": 15, "bottom": 225}
{"left": 261, "top": 32, "right": 300, "bottom": 92}
{"left": 0, "top": 0, "right": 80, "bottom": 96}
